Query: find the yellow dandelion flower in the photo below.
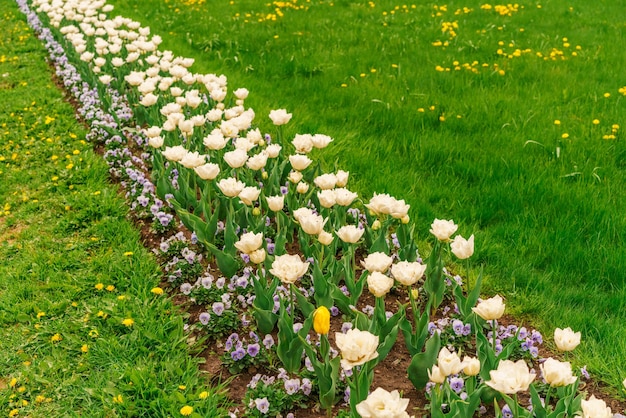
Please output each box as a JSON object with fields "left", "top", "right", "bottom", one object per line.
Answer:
{"left": 113, "top": 394, "right": 123, "bottom": 404}
{"left": 95, "top": 283, "right": 104, "bottom": 290}
{"left": 81, "top": 344, "right": 89, "bottom": 353}
{"left": 9, "top": 409, "right": 19, "bottom": 417}
{"left": 562, "top": 133, "right": 569, "bottom": 139}
{"left": 612, "top": 124, "right": 620, "bottom": 130}
{"left": 417, "top": 108, "right": 425, "bottom": 113}
{"left": 554, "top": 120, "right": 561, "bottom": 125}
{"left": 178, "top": 385, "right": 187, "bottom": 390}
{"left": 198, "top": 391, "right": 209, "bottom": 399}
{"left": 117, "top": 295, "right": 126, "bottom": 301}
{"left": 35, "top": 395, "right": 46, "bottom": 403}
{"left": 37, "top": 312, "right": 45, "bottom": 319}
{"left": 180, "top": 406, "right": 193, "bottom": 416}
{"left": 88, "top": 329, "right": 99, "bottom": 338}
{"left": 151, "top": 287, "right": 164, "bottom": 295}
{"left": 592, "top": 119, "right": 600, "bottom": 125}
{"left": 106, "top": 285, "right": 115, "bottom": 292}
{"left": 123, "top": 251, "right": 133, "bottom": 256}
{"left": 340, "top": 83, "right": 347, "bottom": 87}
{"left": 604, "top": 92, "right": 611, "bottom": 98}
{"left": 51, "top": 333, "right": 62, "bottom": 342}
{"left": 122, "top": 318, "right": 134, "bottom": 327}
{"left": 9, "top": 378, "right": 17, "bottom": 388}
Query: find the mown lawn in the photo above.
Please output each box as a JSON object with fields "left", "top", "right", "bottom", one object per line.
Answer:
{"left": 0, "top": 1, "right": 230, "bottom": 416}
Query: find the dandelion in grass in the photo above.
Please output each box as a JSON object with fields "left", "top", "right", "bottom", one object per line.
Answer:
{"left": 122, "top": 318, "right": 134, "bottom": 327}
{"left": 180, "top": 405, "right": 193, "bottom": 416}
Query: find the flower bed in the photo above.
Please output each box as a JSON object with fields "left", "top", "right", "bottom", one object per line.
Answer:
{"left": 15, "top": 0, "right": 626, "bottom": 416}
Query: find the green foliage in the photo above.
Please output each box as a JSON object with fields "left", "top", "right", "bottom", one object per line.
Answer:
{"left": 242, "top": 379, "right": 309, "bottom": 418}
{"left": 0, "top": 4, "right": 230, "bottom": 415}
{"left": 105, "top": 0, "right": 626, "bottom": 389}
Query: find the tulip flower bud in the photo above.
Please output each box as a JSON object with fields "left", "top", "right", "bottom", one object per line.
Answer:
{"left": 262, "top": 171, "right": 269, "bottom": 180}
{"left": 252, "top": 207, "right": 261, "bottom": 216}
{"left": 249, "top": 248, "right": 266, "bottom": 264}
{"left": 462, "top": 356, "right": 480, "bottom": 376}
{"left": 371, "top": 219, "right": 381, "bottom": 230}
{"left": 318, "top": 231, "right": 334, "bottom": 246}
{"left": 313, "top": 306, "right": 330, "bottom": 335}
{"left": 296, "top": 182, "right": 309, "bottom": 194}
{"left": 401, "top": 215, "right": 410, "bottom": 224}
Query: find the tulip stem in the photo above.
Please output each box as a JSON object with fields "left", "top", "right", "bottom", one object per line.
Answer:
{"left": 408, "top": 284, "right": 419, "bottom": 326}
{"left": 491, "top": 319, "right": 498, "bottom": 353}
{"left": 544, "top": 386, "right": 552, "bottom": 412}
{"left": 290, "top": 284, "right": 295, "bottom": 323}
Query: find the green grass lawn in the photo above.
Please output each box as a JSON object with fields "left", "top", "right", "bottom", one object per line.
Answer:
{"left": 0, "top": 2, "right": 230, "bottom": 416}
{"left": 104, "top": 0, "right": 626, "bottom": 392}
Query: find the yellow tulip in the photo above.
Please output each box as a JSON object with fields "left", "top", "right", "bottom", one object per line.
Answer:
{"left": 313, "top": 306, "right": 331, "bottom": 335}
